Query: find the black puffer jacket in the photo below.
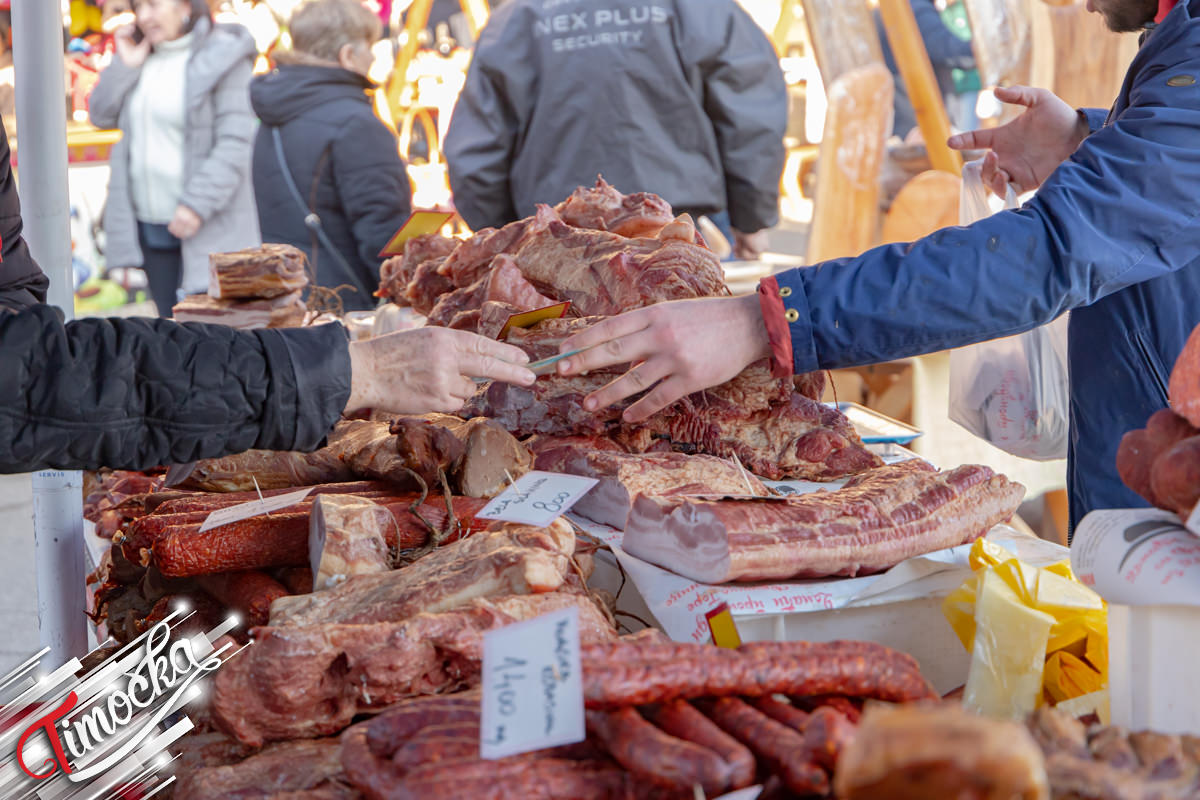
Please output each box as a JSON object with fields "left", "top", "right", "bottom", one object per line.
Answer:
{"left": 251, "top": 65, "right": 413, "bottom": 311}
{"left": 0, "top": 122, "right": 48, "bottom": 312}
{"left": 0, "top": 306, "right": 351, "bottom": 472}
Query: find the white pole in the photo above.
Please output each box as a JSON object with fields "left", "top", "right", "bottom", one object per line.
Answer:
{"left": 13, "top": 0, "right": 87, "bottom": 665}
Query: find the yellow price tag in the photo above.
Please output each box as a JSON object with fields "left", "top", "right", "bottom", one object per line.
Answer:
{"left": 497, "top": 301, "right": 572, "bottom": 339}
{"left": 378, "top": 211, "right": 456, "bottom": 257}
{"left": 705, "top": 603, "right": 742, "bottom": 649}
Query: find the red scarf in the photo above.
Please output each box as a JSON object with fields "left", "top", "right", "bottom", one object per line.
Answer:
{"left": 1158, "top": 0, "right": 1181, "bottom": 23}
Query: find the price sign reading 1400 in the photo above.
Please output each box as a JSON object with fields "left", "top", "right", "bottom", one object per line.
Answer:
{"left": 480, "top": 607, "right": 585, "bottom": 760}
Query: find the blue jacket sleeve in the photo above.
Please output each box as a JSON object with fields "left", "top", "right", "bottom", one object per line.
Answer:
{"left": 773, "top": 61, "right": 1200, "bottom": 373}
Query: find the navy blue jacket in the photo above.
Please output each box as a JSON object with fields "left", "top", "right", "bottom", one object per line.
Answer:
{"left": 773, "top": 0, "right": 1200, "bottom": 532}
{"left": 251, "top": 65, "right": 412, "bottom": 311}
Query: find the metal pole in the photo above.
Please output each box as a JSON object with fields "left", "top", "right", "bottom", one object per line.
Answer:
{"left": 13, "top": 0, "right": 87, "bottom": 666}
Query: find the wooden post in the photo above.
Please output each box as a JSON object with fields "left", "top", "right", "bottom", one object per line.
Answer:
{"left": 877, "top": 0, "right": 963, "bottom": 176}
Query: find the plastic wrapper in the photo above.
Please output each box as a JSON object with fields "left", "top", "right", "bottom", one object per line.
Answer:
{"left": 948, "top": 160, "right": 1070, "bottom": 460}
{"left": 944, "top": 538, "right": 1107, "bottom": 720}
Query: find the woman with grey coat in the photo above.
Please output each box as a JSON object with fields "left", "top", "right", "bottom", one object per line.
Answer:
{"left": 90, "top": 0, "right": 261, "bottom": 316}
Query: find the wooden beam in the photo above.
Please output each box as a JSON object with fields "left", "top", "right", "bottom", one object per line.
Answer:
{"left": 877, "top": 0, "right": 963, "bottom": 176}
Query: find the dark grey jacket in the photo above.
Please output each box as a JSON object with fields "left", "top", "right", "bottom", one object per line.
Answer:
{"left": 0, "top": 122, "right": 47, "bottom": 312}
{"left": 444, "top": 0, "right": 787, "bottom": 233}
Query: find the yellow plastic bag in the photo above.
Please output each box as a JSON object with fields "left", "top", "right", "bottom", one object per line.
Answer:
{"left": 944, "top": 538, "right": 1108, "bottom": 720}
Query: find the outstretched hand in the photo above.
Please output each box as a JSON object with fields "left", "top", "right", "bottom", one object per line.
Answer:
{"left": 345, "top": 327, "right": 534, "bottom": 415}
{"left": 948, "top": 85, "right": 1089, "bottom": 197}
{"left": 554, "top": 294, "right": 771, "bottom": 423}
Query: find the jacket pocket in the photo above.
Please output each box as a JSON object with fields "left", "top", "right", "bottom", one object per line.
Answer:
{"left": 1131, "top": 328, "right": 1171, "bottom": 407}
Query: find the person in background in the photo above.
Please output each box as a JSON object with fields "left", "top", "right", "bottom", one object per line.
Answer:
{"left": 90, "top": 0, "right": 261, "bottom": 317}
{"left": 251, "top": 0, "right": 412, "bottom": 311}
{"left": 875, "top": 0, "right": 977, "bottom": 138}
{"left": 443, "top": 0, "right": 786, "bottom": 261}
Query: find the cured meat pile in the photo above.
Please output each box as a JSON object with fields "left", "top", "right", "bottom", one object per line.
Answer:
{"left": 837, "top": 702, "right": 1200, "bottom": 800}
{"left": 1118, "top": 323, "right": 1200, "bottom": 519}
{"left": 465, "top": 318, "right": 880, "bottom": 482}
{"left": 83, "top": 468, "right": 164, "bottom": 538}
{"left": 172, "top": 244, "right": 309, "bottom": 328}
{"left": 623, "top": 460, "right": 1025, "bottom": 583}
{"left": 174, "top": 634, "right": 936, "bottom": 800}
{"left": 172, "top": 416, "right": 530, "bottom": 494}
{"left": 377, "top": 179, "right": 880, "bottom": 483}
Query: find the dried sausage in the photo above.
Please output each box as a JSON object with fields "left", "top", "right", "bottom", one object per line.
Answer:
{"left": 646, "top": 700, "right": 756, "bottom": 789}
{"left": 699, "top": 697, "right": 828, "bottom": 796}
{"left": 587, "top": 707, "right": 733, "bottom": 794}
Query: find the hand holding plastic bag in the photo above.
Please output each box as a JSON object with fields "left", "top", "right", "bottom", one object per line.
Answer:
{"left": 948, "top": 160, "right": 1071, "bottom": 461}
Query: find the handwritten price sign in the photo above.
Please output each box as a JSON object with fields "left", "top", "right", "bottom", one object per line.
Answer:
{"left": 477, "top": 471, "right": 598, "bottom": 527}
{"left": 480, "top": 607, "right": 585, "bottom": 759}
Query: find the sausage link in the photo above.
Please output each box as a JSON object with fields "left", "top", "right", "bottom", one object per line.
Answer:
{"left": 802, "top": 706, "right": 856, "bottom": 772}
{"left": 699, "top": 697, "right": 828, "bottom": 796}
{"left": 791, "top": 693, "right": 863, "bottom": 724}
{"left": 587, "top": 707, "right": 733, "bottom": 794}
{"left": 750, "top": 696, "right": 810, "bottom": 733}
{"left": 362, "top": 698, "right": 480, "bottom": 759}
{"left": 646, "top": 700, "right": 756, "bottom": 790}
{"left": 196, "top": 571, "right": 290, "bottom": 628}
{"left": 581, "top": 640, "right": 936, "bottom": 707}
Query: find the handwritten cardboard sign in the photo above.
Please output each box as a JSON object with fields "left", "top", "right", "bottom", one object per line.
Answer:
{"left": 477, "top": 471, "right": 598, "bottom": 527}
{"left": 480, "top": 607, "right": 585, "bottom": 759}
{"left": 377, "top": 211, "right": 456, "bottom": 257}
{"left": 199, "top": 488, "right": 313, "bottom": 533}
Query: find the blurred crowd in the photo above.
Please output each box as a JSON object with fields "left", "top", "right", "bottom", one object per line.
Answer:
{"left": 40, "top": 0, "right": 976, "bottom": 318}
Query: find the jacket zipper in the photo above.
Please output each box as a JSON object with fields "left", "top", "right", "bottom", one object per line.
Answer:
{"left": 1132, "top": 330, "right": 1171, "bottom": 406}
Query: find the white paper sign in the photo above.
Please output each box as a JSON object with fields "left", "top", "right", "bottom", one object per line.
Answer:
{"left": 480, "top": 606, "right": 585, "bottom": 759}
{"left": 198, "top": 488, "right": 313, "bottom": 532}
{"left": 1071, "top": 508, "right": 1200, "bottom": 606}
{"left": 477, "top": 471, "right": 598, "bottom": 527}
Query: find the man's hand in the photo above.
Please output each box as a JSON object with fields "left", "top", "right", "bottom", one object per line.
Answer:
{"left": 733, "top": 229, "right": 769, "bottom": 261}
{"left": 555, "top": 294, "right": 771, "bottom": 423}
{"left": 344, "top": 327, "right": 534, "bottom": 415}
{"left": 114, "top": 25, "right": 151, "bottom": 69}
{"left": 167, "top": 205, "right": 203, "bottom": 240}
{"left": 948, "top": 85, "right": 1089, "bottom": 196}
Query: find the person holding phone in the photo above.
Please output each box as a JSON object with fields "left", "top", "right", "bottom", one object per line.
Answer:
{"left": 90, "top": 0, "right": 261, "bottom": 317}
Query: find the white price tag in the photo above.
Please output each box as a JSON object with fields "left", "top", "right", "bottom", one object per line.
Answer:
{"left": 198, "top": 488, "right": 313, "bottom": 532}
{"left": 477, "top": 471, "right": 598, "bottom": 527}
{"left": 480, "top": 607, "right": 585, "bottom": 760}
{"left": 1187, "top": 502, "right": 1200, "bottom": 537}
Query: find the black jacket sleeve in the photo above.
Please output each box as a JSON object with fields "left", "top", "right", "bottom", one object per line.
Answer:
{"left": 0, "top": 121, "right": 48, "bottom": 312}
{"left": 680, "top": 0, "right": 787, "bottom": 233}
{"left": 0, "top": 307, "right": 351, "bottom": 472}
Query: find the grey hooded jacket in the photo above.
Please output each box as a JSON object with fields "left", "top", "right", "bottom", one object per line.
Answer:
{"left": 90, "top": 18, "right": 261, "bottom": 295}
{"left": 444, "top": 0, "right": 787, "bottom": 234}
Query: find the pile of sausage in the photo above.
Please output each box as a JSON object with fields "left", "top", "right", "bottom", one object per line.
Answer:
{"left": 327, "top": 638, "right": 937, "bottom": 800}
{"left": 1118, "top": 322, "right": 1200, "bottom": 519}
{"left": 93, "top": 480, "right": 490, "bottom": 641}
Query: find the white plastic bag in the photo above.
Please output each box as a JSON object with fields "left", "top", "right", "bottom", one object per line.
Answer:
{"left": 948, "top": 160, "right": 1070, "bottom": 461}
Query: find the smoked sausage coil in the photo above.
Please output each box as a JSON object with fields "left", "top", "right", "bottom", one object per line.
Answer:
{"left": 586, "top": 707, "right": 733, "bottom": 795}
{"left": 646, "top": 700, "right": 756, "bottom": 790}
{"left": 698, "top": 697, "right": 829, "bottom": 796}
{"left": 362, "top": 697, "right": 480, "bottom": 759}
